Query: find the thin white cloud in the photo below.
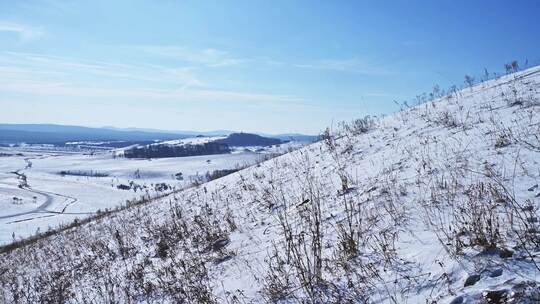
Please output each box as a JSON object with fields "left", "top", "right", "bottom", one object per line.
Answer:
{"left": 0, "top": 22, "right": 43, "bottom": 41}
{"left": 0, "top": 79, "right": 303, "bottom": 105}
{"left": 140, "top": 46, "right": 245, "bottom": 67}
{"left": 1, "top": 52, "right": 203, "bottom": 88}
{"left": 295, "top": 58, "right": 391, "bottom": 75}
{"left": 0, "top": 52, "right": 303, "bottom": 105}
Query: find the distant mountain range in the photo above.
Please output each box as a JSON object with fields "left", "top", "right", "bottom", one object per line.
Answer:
{"left": 0, "top": 124, "right": 318, "bottom": 145}
{"left": 102, "top": 126, "right": 234, "bottom": 137}
{"left": 104, "top": 126, "right": 318, "bottom": 142}
{"left": 0, "top": 124, "right": 188, "bottom": 145}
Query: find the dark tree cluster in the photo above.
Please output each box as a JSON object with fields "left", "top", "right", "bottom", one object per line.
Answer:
{"left": 205, "top": 169, "right": 240, "bottom": 181}
{"left": 58, "top": 170, "right": 109, "bottom": 177}
{"left": 124, "top": 142, "right": 230, "bottom": 159}
{"left": 214, "top": 133, "right": 282, "bottom": 147}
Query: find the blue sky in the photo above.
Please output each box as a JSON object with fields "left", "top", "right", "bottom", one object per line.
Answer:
{"left": 1, "top": 0, "right": 539, "bottom": 134}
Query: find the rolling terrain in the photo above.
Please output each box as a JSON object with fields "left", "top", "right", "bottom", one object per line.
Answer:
{"left": 0, "top": 139, "right": 300, "bottom": 244}
{"left": 1, "top": 67, "right": 540, "bottom": 303}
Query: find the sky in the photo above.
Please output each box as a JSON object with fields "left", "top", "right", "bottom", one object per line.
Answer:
{"left": 1, "top": 0, "right": 539, "bottom": 134}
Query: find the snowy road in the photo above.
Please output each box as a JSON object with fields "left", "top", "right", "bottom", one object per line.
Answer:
{"left": 0, "top": 159, "right": 82, "bottom": 221}
{"left": 0, "top": 186, "right": 52, "bottom": 220}
{"left": 0, "top": 146, "right": 289, "bottom": 243}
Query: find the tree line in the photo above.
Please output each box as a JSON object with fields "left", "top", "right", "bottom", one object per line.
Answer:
{"left": 123, "top": 142, "right": 230, "bottom": 159}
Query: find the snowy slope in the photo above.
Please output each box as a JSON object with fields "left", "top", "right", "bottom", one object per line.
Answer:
{"left": 1, "top": 67, "right": 539, "bottom": 303}
{"left": 152, "top": 136, "right": 227, "bottom": 146}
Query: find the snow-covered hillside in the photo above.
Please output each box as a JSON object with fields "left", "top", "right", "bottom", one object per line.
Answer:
{"left": 1, "top": 67, "right": 539, "bottom": 303}
{"left": 152, "top": 136, "right": 228, "bottom": 146}
{"left": 118, "top": 133, "right": 289, "bottom": 159}
{"left": 112, "top": 136, "right": 227, "bottom": 157}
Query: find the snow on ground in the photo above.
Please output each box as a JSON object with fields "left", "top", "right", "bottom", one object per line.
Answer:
{"left": 112, "top": 134, "right": 295, "bottom": 156}
{"left": 1, "top": 67, "right": 540, "bottom": 303}
{"left": 0, "top": 148, "right": 271, "bottom": 244}
{"left": 156, "top": 136, "right": 227, "bottom": 146}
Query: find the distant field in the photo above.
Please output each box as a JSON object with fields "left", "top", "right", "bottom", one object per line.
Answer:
{"left": 0, "top": 145, "right": 284, "bottom": 244}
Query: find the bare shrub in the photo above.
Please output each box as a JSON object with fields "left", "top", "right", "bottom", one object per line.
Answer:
{"left": 344, "top": 116, "right": 376, "bottom": 135}
{"left": 505, "top": 60, "right": 519, "bottom": 74}
{"left": 436, "top": 110, "right": 460, "bottom": 128}
{"left": 464, "top": 75, "right": 475, "bottom": 89}
{"left": 494, "top": 131, "right": 512, "bottom": 148}
{"left": 262, "top": 243, "right": 294, "bottom": 302}
{"left": 262, "top": 155, "right": 326, "bottom": 301}
{"left": 453, "top": 182, "right": 504, "bottom": 250}
{"left": 321, "top": 127, "right": 335, "bottom": 151}
{"left": 425, "top": 175, "right": 539, "bottom": 267}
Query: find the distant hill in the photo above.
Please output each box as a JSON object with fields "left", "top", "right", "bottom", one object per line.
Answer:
{"left": 106, "top": 127, "right": 318, "bottom": 142}
{"left": 0, "top": 124, "right": 189, "bottom": 144}
{"left": 122, "top": 133, "right": 283, "bottom": 158}
{"left": 0, "top": 124, "right": 317, "bottom": 145}
{"left": 102, "top": 126, "right": 235, "bottom": 137}
{"left": 214, "top": 133, "right": 282, "bottom": 147}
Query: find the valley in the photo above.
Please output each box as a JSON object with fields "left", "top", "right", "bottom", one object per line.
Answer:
{"left": 0, "top": 135, "right": 306, "bottom": 244}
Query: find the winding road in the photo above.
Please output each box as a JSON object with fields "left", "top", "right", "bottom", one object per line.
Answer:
{"left": 0, "top": 160, "right": 89, "bottom": 221}
{"left": 0, "top": 187, "right": 54, "bottom": 220}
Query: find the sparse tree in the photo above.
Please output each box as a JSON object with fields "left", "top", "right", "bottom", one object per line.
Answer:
{"left": 505, "top": 60, "right": 519, "bottom": 74}
{"left": 464, "top": 74, "right": 475, "bottom": 88}
{"left": 432, "top": 84, "right": 441, "bottom": 99}
{"left": 511, "top": 60, "right": 519, "bottom": 72}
